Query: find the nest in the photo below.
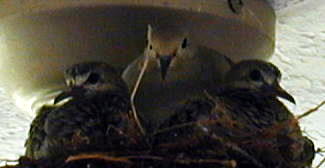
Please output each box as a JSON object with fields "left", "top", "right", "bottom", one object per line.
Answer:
{"left": 1, "top": 101, "right": 323, "bottom": 168}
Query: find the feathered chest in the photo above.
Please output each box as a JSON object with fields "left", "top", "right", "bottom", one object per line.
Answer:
{"left": 52, "top": 93, "right": 130, "bottom": 125}
{"left": 217, "top": 89, "right": 293, "bottom": 130}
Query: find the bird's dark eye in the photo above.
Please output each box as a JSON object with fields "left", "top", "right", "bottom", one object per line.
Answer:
{"left": 181, "top": 38, "right": 188, "bottom": 49}
{"left": 86, "top": 73, "right": 100, "bottom": 84}
{"left": 249, "top": 69, "right": 262, "bottom": 81}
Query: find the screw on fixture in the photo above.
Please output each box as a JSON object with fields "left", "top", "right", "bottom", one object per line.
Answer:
{"left": 228, "top": 0, "right": 244, "bottom": 14}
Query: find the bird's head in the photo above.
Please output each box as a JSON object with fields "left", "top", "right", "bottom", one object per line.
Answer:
{"left": 224, "top": 60, "right": 295, "bottom": 104}
{"left": 54, "top": 62, "right": 128, "bottom": 104}
{"left": 145, "top": 24, "right": 194, "bottom": 80}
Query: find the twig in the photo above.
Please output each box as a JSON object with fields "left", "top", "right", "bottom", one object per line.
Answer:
{"left": 315, "top": 156, "right": 325, "bottom": 168}
{"left": 124, "top": 155, "right": 236, "bottom": 167}
{"left": 203, "top": 90, "right": 217, "bottom": 103}
{"left": 223, "top": 142, "right": 266, "bottom": 168}
{"left": 153, "top": 120, "right": 199, "bottom": 135}
{"left": 153, "top": 116, "right": 227, "bottom": 136}
{"left": 0, "top": 159, "right": 19, "bottom": 168}
{"left": 130, "top": 56, "right": 149, "bottom": 135}
{"left": 0, "top": 159, "right": 18, "bottom": 163}
{"left": 316, "top": 147, "right": 325, "bottom": 154}
{"left": 66, "top": 154, "right": 236, "bottom": 168}
{"left": 0, "top": 159, "right": 19, "bottom": 166}
{"left": 297, "top": 101, "right": 325, "bottom": 120}
{"left": 174, "top": 158, "right": 236, "bottom": 167}
{"left": 65, "top": 153, "right": 132, "bottom": 164}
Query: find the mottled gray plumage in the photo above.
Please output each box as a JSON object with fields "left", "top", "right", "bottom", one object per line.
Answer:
{"left": 156, "top": 60, "right": 314, "bottom": 168}
{"left": 25, "top": 62, "right": 132, "bottom": 163}
{"left": 122, "top": 25, "right": 232, "bottom": 131}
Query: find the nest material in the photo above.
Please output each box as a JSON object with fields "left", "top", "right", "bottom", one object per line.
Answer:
{"left": 1, "top": 101, "right": 323, "bottom": 168}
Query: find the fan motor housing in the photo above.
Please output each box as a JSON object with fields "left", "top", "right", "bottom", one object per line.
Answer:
{"left": 0, "top": 0, "right": 275, "bottom": 114}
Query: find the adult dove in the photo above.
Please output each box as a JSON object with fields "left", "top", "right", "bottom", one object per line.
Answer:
{"left": 122, "top": 24, "right": 232, "bottom": 131}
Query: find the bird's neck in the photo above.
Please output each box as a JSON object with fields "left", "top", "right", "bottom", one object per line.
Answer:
{"left": 71, "top": 90, "right": 128, "bottom": 103}
{"left": 212, "top": 84, "right": 278, "bottom": 101}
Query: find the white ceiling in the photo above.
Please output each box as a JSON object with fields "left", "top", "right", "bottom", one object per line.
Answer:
{"left": 268, "top": 0, "right": 308, "bottom": 10}
{"left": 271, "top": 0, "right": 325, "bottom": 165}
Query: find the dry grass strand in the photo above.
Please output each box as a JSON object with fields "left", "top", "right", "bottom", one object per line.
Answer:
{"left": 297, "top": 101, "right": 325, "bottom": 120}
{"left": 129, "top": 57, "right": 150, "bottom": 135}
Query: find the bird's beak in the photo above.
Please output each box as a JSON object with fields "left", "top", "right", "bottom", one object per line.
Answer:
{"left": 271, "top": 83, "right": 296, "bottom": 104}
{"left": 159, "top": 56, "right": 173, "bottom": 80}
{"left": 54, "top": 87, "right": 84, "bottom": 104}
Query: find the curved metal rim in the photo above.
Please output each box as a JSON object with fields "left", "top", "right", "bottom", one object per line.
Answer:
{"left": 0, "top": 0, "right": 275, "bottom": 40}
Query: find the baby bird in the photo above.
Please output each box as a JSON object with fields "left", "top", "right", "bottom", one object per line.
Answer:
{"left": 122, "top": 24, "right": 232, "bottom": 131}
{"left": 156, "top": 60, "right": 314, "bottom": 168}
{"left": 216, "top": 60, "right": 296, "bottom": 130}
{"left": 25, "top": 62, "right": 133, "bottom": 164}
